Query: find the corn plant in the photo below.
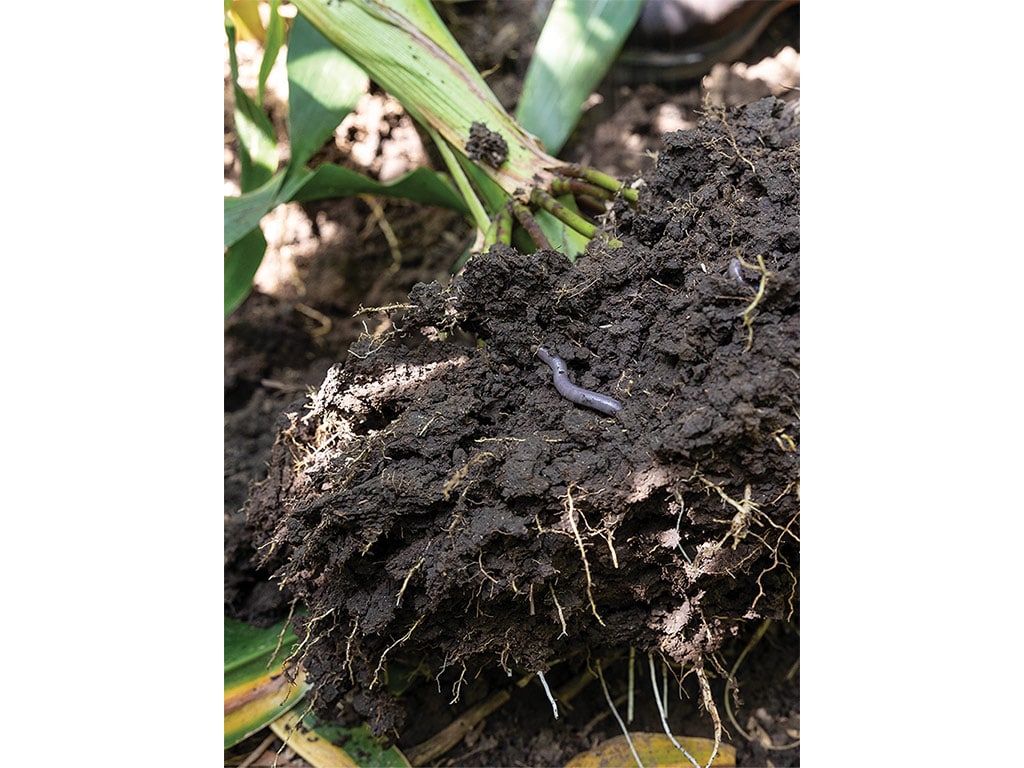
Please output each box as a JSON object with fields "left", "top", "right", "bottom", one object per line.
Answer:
{"left": 225, "top": 0, "right": 643, "bottom": 314}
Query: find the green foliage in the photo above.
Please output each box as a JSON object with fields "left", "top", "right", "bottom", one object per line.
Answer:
{"left": 224, "top": 615, "right": 296, "bottom": 686}
{"left": 224, "top": 4, "right": 466, "bottom": 314}
{"left": 224, "top": 616, "right": 310, "bottom": 749}
{"left": 226, "top": 10, "right": 279, "bottom": 190}
{"left": 284, "top": 13, "right": 368, "bottom": 170}
{"left": 225, "top": 0, "right": 640, "bottom": 315}
{"left": 517, "top": 0, "right": 644, "bottom": 154}
{"left": 224, "top": 228, "right": 268, "bottom": 316}
{"left": 272, "top": 713, "right": 412, "bottom": 767}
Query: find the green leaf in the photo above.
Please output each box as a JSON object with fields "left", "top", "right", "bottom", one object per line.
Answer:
{"left": 225, "top": 227, "right": 268, "bottom": 315}
{"left": 362, "top": 0, "right": 481, "bottom": 75}
{"left": 224, "top": 616, "right": 310, "bottom": 749}
{"left": 290, "top": 0, "right": 560, "bottom": 195}
{"left": 533, "top": 206, "right": 590, "bottom": 261}
{"left": 224, "top": 14, "right": 373, "bottom": 308}
{"left": 234, "top": 85, "right": 280, "bottom": 191}
{"left": 226, "top": 13, "right": 280, "bottom": 191}
{"left": 286, "top": 13, "right": 369, "bottom": 168}
{"left": 257, "top": 0, "right": 285, "bottom": 106}
{"left": 291, "top": 164, "right": 469, "bottom": 213}
{"left": 453, "top": 151, "right": 508, "bottom": 218}
{"left": 226, "top": 161, "right": 468, "bottom": 252}
{"left": 224, "top": 173, "right": 284, "bottom": 250}
{"left": 224, "top": 163, "right": 467, "bottom": 313}
{"left": 224, "top": 615, "right": 297, "bottom": 678}
{"left": 516, "top": 0, "right": 644, "bottom": 155}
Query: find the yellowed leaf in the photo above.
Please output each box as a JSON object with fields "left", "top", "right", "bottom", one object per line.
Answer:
{"left": 224, "top": 665, "right": 310, "bottom": 748}
{"left": 269, "top": 710, "right": 412, "bottom": 768}
{"left": 270, "top": 709, "right": 360, "bottom": 767}
{"left": 565, "top": 733, "right": 736, "bottom": 767}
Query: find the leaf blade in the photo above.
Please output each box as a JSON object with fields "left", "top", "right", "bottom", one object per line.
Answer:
{"left": 224, "top": 227, "right": 268, "bottom": 315}
{"left": 226, "top": 14, "right": 280, "bottom": 190}
{"left": 286, "top": 13, "right": 369, "bottom": 168}
{"left": 224, "top": 172, "right": 285, "bottom": 250}
{"left": 270, "top": 712, "right": 412, "bottom": 768}
{"left": 292, "top": 164, "right": 469, "bottom": 213}
{"left": 564, "top": 733, "right": 736, "bottom": 767}
{"left": 224, "top": 617, "right": 310, "bottom": 749}
{"left": 257, "top": 0, "right": 286, "bottom": 105}
{"left": 516, "top": 0, "right": 643, "bottom": 155}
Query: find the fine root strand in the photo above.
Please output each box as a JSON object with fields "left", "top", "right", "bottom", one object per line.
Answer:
{"left": 648, "top": 653, "right": 700, "bottom": 768}
{"left": 627, "top": 646, "right": 635, "bottom": 724}
{"left": 371, "top": 615, "right": 425, "bottom": 688}
{"left": 343, "top": 617, "right": 359, "bottom": 685}
{"left": 443, "top": 451, "right": 495, "bottom": 501}
{"left": 694, "top": 661, "right": 723, "bottom": 768}
{"left": 738, "top": 254, "right": 770, "bottom": 352}
{"left": 269, "top": 599, "right": 299, "bottom": 669}
{"left": 397, "top": 554, "right": 427, "bottom": 607}
{"left": 536, "top": 670, "right": 559, "bottom": 719}
{"left": 699, "top": 477, "right": 761, "bottom": 551}
{"left": 284, "top": 607, "right": 335, "bottom": 670}
{"left": 563, "top": 484, "right": 605, "bottom": 625}
{"left": 724, "top": 619, "right": 800, "bottom": 751}
{"left": 550, "top": 584, "right": 569, "bottom": 638}
{"left": 596, "top": 659, "right": 644, "bottom": 768}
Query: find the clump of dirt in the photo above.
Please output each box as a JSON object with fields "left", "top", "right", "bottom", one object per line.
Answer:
{"left": 245, "top": 97, "right": 799, "bottom": 749}
{"left": 465, "top": 121, "right": 510, "bottom": 168}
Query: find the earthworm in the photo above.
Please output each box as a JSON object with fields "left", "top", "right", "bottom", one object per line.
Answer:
{"left": 729, "top": 257, "right": 749, "bottom": 287}
{"left": 536, "top": 347, "right": 623, "bottom": 415}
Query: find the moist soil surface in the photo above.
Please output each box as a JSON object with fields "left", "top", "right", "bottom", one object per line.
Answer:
{"left": 226, "top": 4, "right": 799, "bottom": 766}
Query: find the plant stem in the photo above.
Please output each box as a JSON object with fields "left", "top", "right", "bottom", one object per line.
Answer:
{"left": 558, "top": 164, "right": 639, "bottom": 203}
{"left": 511, "top": 202, "right": 551, "bottom": 250}
{"left": 530, "top": 188, "right": 597, "bottom": 238}
{"left": 289, "top": 0, "right": 638, "bottom": 256}
{"left": 291, "top": 0, "right": 561, "bottom": 198}
{"left": 429, "top": 126, "right": 491, "bottom": 232}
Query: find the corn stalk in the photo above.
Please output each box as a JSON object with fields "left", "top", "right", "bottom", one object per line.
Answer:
{"left": 290, "top": 0, "right": 636, "bottom": 255}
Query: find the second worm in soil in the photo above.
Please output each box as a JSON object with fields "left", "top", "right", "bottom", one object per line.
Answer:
{"left": 536, "top": 347, "right": 623, "bottom": 415}
{"left": 729, "top": 257, "right": 749, "bottom": 287}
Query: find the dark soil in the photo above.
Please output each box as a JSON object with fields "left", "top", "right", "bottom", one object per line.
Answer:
{"left": 225, "top": 5, "right": 799, "bottom": 766}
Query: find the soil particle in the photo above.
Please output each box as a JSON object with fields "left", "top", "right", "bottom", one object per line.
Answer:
{"left": 244, "top": 95, "right": 799, "bottom": 752}
{"left": 465, "top": 121, "right": 510, "bottom": 168}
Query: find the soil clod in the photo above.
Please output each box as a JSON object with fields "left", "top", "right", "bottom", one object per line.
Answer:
{"left": 244, "top": 98, "right": 800, "bottom": 754}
